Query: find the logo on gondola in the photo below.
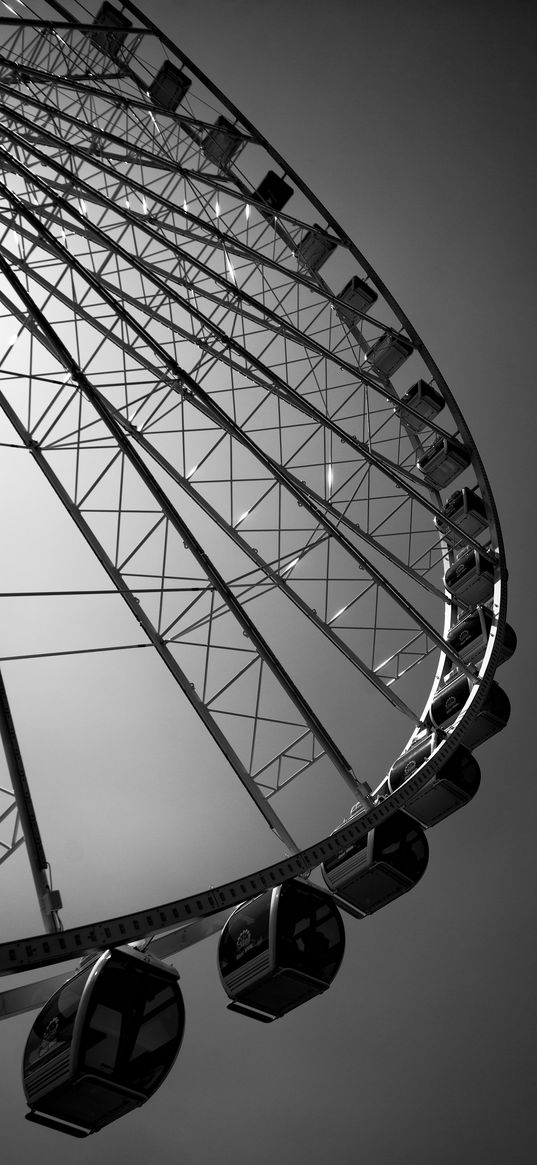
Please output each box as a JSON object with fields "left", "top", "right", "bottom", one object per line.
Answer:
{"left": 404, "top": 759, "right": 417, "bottom": 776}
{"left": 445, "top": 695, "right": 459, "bottom": 714}
{"left": 38, "top": 1016, "right": 60, "bottom": 1058}
{"left": 236, "top": 928, "right": 252, "bottom": 951}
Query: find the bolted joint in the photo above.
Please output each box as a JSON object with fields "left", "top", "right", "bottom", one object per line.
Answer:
{"left": 43, "top": 888, "right": 63, "bottom": 914}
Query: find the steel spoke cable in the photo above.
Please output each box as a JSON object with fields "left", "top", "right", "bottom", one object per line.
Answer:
{"left": 0, "top": 257, "right": 425, "bottom": 724}
{"left": 0, "top": 89, "right": 457, "bottom": 443}
{"left": 0, "top": 149, "right": 476, "bottom": 575}
{"left": 0, "top": 1, "right": 510, "bottom": 986}
{"left": 0, "top": 172, "right": 479, "bottom": 688}
{"left": 0, "top": 377, "right": 301, "bottom": 852}
{"left": 0, "top": 251, "right": 372, "bottom": 815}
{"left": 0, "top": 151, "right": 484, "bottom": 557}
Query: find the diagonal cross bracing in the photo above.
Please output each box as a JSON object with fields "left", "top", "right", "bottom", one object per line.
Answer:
{"left": 0, "top": 169, "right": 478, "bottom": 697}
{"left": 0, "top": 253, "right": 377, "bottom": 844}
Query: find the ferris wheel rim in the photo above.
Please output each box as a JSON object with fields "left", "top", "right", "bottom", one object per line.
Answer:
{"left": 0, "top": 0, "right": 509, "bottom": 970}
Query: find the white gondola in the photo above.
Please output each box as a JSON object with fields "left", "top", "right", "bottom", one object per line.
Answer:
{"left": 366, "top": 331, "right": 413, "bottom": 377}
{"left": 418, "top": 436, "right": 472, "bottom": 488}
{"left": 218, "top": 880, "right": 345, "bottom": 1022}
{"left": 395, "top": 379, "right": 444, "bottom": 432}
{"left": 336, "top": 275, "right": 378, "bottom": 323}
{"left": 435, "top": 486, "right": 489, "bottom": 545}
{"left": 203, "top": 116, "right": 244, "bottom": 168}
{"left": 444, "top": 547, "right": 495, "bottom": 606}
{"left": 90, "top": 3, "right": 132, "bottom": 58}
{"left": 254, "top": 170, "right": 294, "bottom": 212}
{"left": 387, "top": 735, "right": 481, "bottom": 827}
{"left": 321, "top": 811, "right": 428, "bottom": 916}
{"left": 23, "top": 947, "right": 185, "bottom": 1138}
{"left": 295, "top": 224, "right": 337, "bottom": 273}
{"left": 148, "top": 61, "right": 191, "bottom": 110}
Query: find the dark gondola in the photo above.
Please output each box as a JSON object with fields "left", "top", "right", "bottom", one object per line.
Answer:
{"left": 444, "top": 547, "right": 495, "bottom": 606}
{"left": 429, "top": 675, "right": 511, "bottom": 749}
{"left": 296, "top": 225, "right": 338, "bottom": 273}
{"left": 218, "top": 880, "right": 345, "bottom": 1022}
{"left": 435, "top": 486, "right": 489, "bottom": 546}
{"left": 254, "top": 170, "right": 294, "bottom": 212}
{"left": 417, "top": 435, "right": 472, "bottom": 489}
{"left": 387, "top": 735, "right": 481, "bottom": 827}
{"left": 322, "top": 811, "right": 428, "bottom": 916}
{"left": 336, "top": 275, "right": 378, "bottom": 323}
{"left": 203, "top": 116, "right": 244, "bottom": 169}
{"left": 447, "top": 607, "right": 517, "bottom": 669}
{"left": 23, "top": 947, "right": 185, "bottom": 1138}
{"left": 366, "top": 331, "right": 414, "bottom": 377}
{"left": 90, "top": 3, "right": 132, "bottom": 58}
{"left": 395, "top": 379, "right": 444, "bottom": 433}
{"left": 148, "top": 61, "right": 191, "bottom": 111}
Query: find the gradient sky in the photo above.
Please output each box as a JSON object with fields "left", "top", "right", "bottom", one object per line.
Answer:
{"left": 1, "top": 1, "right": 536, "bottom": 1162}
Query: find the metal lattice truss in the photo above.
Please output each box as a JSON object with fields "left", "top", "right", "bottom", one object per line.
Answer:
{"left": 0, "top": 3, "right": 494, "bottom": 857}
{"left": 0, "top": 785, "right": 23, "bottom": 868}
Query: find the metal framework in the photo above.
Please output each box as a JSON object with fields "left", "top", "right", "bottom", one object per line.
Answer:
{"left": 0, "top": 0, "right": 507, "bottom": 978}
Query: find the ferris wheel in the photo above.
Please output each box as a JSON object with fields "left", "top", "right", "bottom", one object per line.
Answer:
{"left": 0, "top": 0, "right": 514, "bottom": 1138}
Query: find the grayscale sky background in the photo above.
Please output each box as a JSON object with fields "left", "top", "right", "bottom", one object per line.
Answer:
{"left": 1, "top": 1, "right": 536, "bottom": 1162}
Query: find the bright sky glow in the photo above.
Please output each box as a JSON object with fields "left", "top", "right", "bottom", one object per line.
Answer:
{"left": 1, "top": 327, "right": 22, "bottom": 358}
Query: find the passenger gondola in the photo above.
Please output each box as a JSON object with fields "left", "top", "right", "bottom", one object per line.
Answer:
{"left": 366, "top": 331, "right": 414, "bottom": 377}
{"left": 428, "top": 675, "right": 511, "bottom": 748}
{"left": 90, "top": 3, "right": 132, "bottom": 58}
{"left": 446, "top": 607, "right": 517, "bottom": 669}
{"left": 23, "top": 947, "right": 185, "bottom": 1138}
{"left": 218, "top": 880, "right": 345, "bottom": 1022}
{"left": 321, "top": 810, "right": 428, "bottom": 916}
{"left": 395, "top": 379, "right": 444, "bottom": 433}
{"left": 336, "top": 275, "right": 378, "bottom": 323}
{"left": 417, "top": 435, "right": 472, "bottom": 489}
{"left": 255, "top": 170, "right": 294, "bottom": 212}
{"left": 387, "top": 735, "right": 481, "bottom": 827}
{"left": 435, "top": 486, "right": 489, "bottom": 546}
{"left": 444, "top": 547, "right": 495, "bottom": 606}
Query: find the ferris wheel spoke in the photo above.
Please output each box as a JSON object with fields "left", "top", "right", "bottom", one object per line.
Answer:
{"left": 0, "top": 91, "right": 376, "bottom": 347}
{"left": 0, "top": 98, "right": 463, "bottom": 487}
{"left": 0, "top": 169, "right": 449, "bottom": 571}
{"left": 0, "top": 190, "right": 479, "bottom": 698}
{"left": 0, "top": 184, "right": 474, "bottom": 590}
{"left": 0, "top": 4, "right": 510, "bottom": 1012}
{"left": 0, "top": 254, "right": 380, "bottom": 821}
{"left": 0, "top": 797, "right": 23, "bottom": 867}
{"left": 0, "top": 257, "right": 489, "bottom": 717}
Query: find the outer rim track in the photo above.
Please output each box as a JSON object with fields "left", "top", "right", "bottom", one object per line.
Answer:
{"left": 0, "top": 0, "right": 508, "bottom": 975}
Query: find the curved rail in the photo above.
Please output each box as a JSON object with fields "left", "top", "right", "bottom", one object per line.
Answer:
{"left": 0, "top": 0, "right": 509, "bottom": 975}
